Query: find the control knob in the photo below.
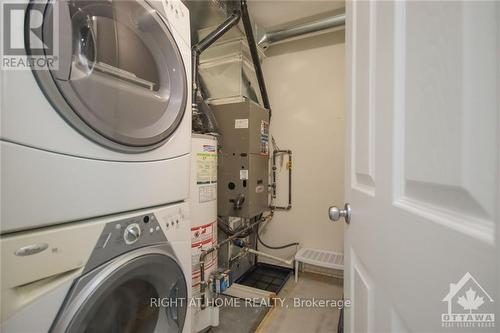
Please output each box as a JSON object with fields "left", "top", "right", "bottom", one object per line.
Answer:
{"left": 124, "top": 223, "right": 141, "bottom": 244}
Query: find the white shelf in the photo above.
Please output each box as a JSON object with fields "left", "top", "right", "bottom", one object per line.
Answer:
{"left": 294, "top": 248, "right": 344, "bottom": 282}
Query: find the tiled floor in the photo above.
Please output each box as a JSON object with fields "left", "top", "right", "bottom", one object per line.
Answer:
{"left": 256, "top": 272, "right": 343, "bottom": 333}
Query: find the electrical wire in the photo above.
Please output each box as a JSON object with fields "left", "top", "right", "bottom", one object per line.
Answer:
{"left": 217, "top": 217, "right": 234, "bottom": 235}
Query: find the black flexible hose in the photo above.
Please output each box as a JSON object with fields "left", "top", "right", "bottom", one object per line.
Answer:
{"left": 240, "top": 0, "right": 271, "bottom": 116}
{"left": 256, "top": 222, "right": 299, "bottom": 249}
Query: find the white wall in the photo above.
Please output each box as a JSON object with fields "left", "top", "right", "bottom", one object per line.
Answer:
{"left": 258, "top": 30, "right": 346, "bottom": 266}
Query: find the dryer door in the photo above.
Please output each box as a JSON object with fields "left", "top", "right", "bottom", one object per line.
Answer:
{"left": 27, "top": 0, "right": 187, "bottom": 152}
{"left": 52, "top": 251, "right": 188, "bottom": 333}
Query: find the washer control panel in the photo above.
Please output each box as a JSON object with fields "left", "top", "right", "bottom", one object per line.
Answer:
{"left": 85, "top": 213, "right": 166, "bottom": 273}
{"left": 123, "top": 223, "right": 142, "bottom": 244}
{"left": 98, "top": 213, "right": 166, "bottom": 249}
{"left": 84, "top": 203, "right": 188, "bottom": 273}
{"left": 154, "top": 204, "right": 189, "bottom": 242}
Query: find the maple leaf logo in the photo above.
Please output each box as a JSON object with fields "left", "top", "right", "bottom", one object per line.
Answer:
{"left": 457, "top": 288, "right": 485, "bottom": 313}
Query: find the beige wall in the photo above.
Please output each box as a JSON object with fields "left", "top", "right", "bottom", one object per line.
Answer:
{"left": 258, "top": 30, "right": 346, "bottom": 265}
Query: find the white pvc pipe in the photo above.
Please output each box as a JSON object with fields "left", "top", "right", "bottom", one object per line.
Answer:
{"left": 246, "top": 248, "right": 294, "bottom": 266}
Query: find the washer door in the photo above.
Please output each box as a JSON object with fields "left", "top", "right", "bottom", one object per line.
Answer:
{"left": 52, "top": 252, "right": 188, "bottom": 333}
{"left": 27, "top": 0, "right": 187, "bottom": 152}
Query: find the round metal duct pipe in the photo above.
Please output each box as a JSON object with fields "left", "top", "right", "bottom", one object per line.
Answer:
{"left": 258, "top": 12, "right": 345, "bottom": 49}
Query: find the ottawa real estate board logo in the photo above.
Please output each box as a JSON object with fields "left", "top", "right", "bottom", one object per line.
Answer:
{"left": 1, "top": 1, "right": 59, "bottom": 70}
{"left": 442, "top": 272, "right": 495, "bottom": 328}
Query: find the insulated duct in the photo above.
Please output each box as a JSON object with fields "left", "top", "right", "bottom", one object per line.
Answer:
{"left": 191, "top": 11, "right": 242, "bottom": 133}
{"left": 258, "top": 12, "right": 346, "bottom": 49}
{"left": 240, "top": 0, "right": 271, "bottom": 114}
{"left": 191, "top": 0, "right": 272, "bottom": 132}
{"left": 192, "top": 11, "right": 242, "bottom": 108}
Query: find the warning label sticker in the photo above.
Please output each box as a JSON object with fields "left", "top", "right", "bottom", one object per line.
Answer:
{"left": 191, "top": 221, "right": 215, "bottom": 248}
{"left": 260, "top": 120, "right": 269, "bottom": 156}
{"left": 191, "top": 221, "right": 217, "bottom": 288}
{"left": 196, "top": 152, "right": 217, "bottom": 185}
{"left": 235, "top": 118, "right": 249, "bottom": 129}
{"left": 240, "top": 169, "right": 249, "bottom": 180}
{"left": 199, "top": 184, "right": 216, "bottom": 203}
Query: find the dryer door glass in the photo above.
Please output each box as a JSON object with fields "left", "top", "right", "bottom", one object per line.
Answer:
{"left": 31, "top": 0, "right": 187, "bottom": 150}
{"left": 54, "top": 253, "right": 188, "bottom": 333}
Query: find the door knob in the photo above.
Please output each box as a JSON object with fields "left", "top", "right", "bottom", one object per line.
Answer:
{"left": 328, "top": 203, "right": 351, "bottom": 223}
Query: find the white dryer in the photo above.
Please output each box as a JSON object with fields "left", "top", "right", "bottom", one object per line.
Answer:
{"left": 0, "top": 0, "right": 192, "bottom": 233}
{"left": 0, "top": 202, "right": 192, "bottom": 333}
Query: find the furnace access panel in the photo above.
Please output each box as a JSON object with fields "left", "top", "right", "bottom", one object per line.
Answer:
{"left": 211, "top": 98, "right": 270, "bottom": 218}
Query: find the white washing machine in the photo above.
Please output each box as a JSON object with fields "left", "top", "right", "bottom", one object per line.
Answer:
{"left": 0, "top": 202, "right": 192, "bottom": 333}
{"left": 0, "top": 0, "right": 192, "bottom": 233}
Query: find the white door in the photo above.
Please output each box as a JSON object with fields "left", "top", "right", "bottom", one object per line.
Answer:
{"left": 338, "top": 1, "right": 499, "bottom": 332}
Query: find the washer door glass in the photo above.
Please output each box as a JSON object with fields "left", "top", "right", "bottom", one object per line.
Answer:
{"left": 33, "top": 0, "right": 187, "bottom": 150}
{"left": 59, "top": 254, "right": 187, "bottom": 333}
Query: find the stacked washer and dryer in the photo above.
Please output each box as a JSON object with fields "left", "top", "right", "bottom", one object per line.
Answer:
{"left": 1, "top": 0, "right": 193, "bottom": 332}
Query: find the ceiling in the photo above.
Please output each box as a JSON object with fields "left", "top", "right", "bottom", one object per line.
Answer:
{"left": 248, "top": 0, "right": 345, "bottom": 30}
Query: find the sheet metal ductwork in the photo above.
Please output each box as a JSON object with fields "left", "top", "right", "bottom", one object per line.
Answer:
{"left": 186, "top": 0, "right": 270, "bottom": 134}
{"left": 258, "top": 12, "right": 346, "bottom": 49}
